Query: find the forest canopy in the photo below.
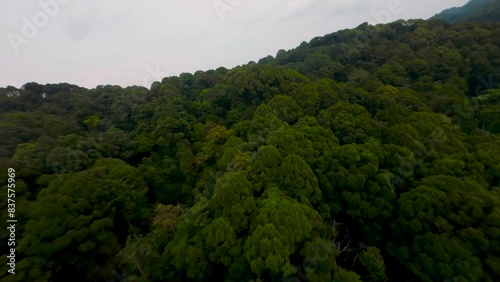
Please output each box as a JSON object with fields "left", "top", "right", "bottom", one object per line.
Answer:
{"left": 1, "top": 5, "right": 499, "bottom": 282}
{"left": 431, "top": 0, "right": 500, "bottom": 23}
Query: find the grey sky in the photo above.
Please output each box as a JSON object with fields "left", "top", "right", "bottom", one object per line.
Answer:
{"left": 0, "top": 0, "right": 468, "bottom": 89}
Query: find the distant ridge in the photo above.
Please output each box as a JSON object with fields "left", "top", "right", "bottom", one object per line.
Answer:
{"left": 430, "top": 0, "right": 500, "bottom": 23}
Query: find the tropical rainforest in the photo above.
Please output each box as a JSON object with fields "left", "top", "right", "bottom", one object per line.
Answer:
{"left": 1, "top": 1, "right": 499, "bottom": 282}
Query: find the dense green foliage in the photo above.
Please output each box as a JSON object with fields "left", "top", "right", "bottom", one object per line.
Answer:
{"left": 1, "top": 14, "right": 499, "bottom": 282}
{"left": 431, "top": 0, "right": 500, "bottom": 23}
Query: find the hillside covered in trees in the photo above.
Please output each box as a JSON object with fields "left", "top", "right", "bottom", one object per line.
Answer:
{"left": 1, "top": 7, "right": 500, "bottom": 282}
{"left": 431, "top": 0, "right": 500, "bottom": 23}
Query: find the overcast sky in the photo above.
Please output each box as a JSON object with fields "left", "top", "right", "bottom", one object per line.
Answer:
{"left": 0, "top": 0, "right": 468, "bottom": 89}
